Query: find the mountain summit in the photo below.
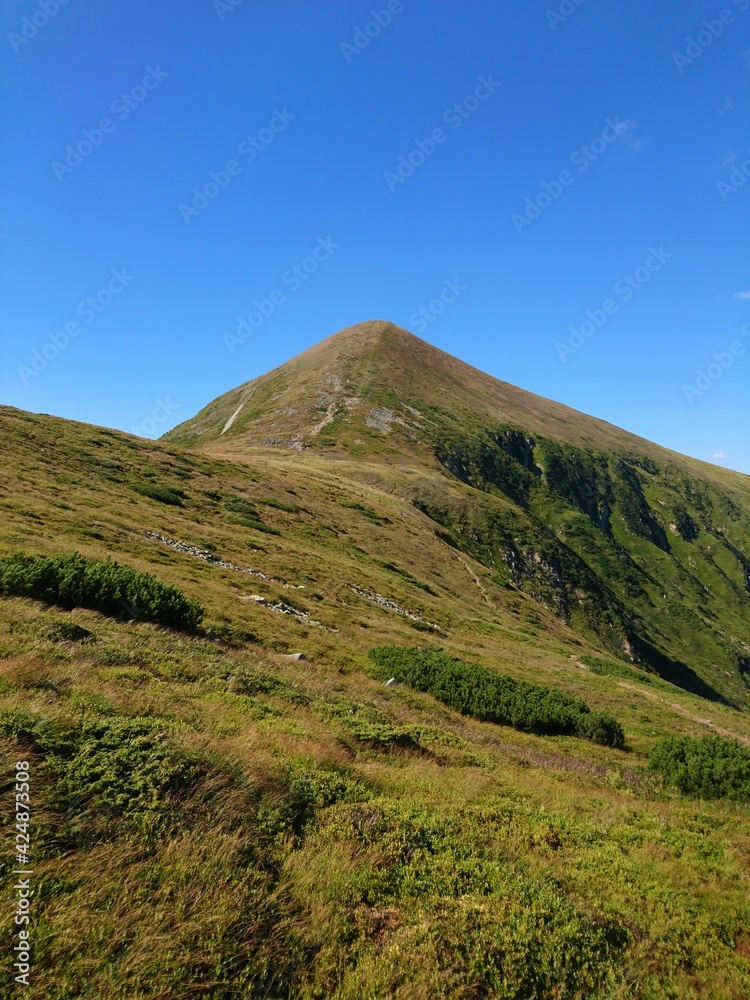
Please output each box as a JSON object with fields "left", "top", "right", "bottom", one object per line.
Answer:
{"left": 164, "top": 321, "right": 680, "bottom": 467}
{"left": 163, "top": 321, "right": 750, "bottom": 704}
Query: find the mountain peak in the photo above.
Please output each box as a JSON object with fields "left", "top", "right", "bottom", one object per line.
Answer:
{"left": 164, "top": 320, "right": 465, "bottom": 457}
{"left": 163, "top": 322, "right": 708, "bottom": 477}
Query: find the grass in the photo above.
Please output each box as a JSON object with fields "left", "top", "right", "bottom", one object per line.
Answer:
{"left": 0, "top": 398, "right": 749, "bottom": 997}
{"left": 1, "top": 595, "right": 749, "bottom": 997}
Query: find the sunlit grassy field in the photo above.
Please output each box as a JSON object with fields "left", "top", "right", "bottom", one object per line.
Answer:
{"left": 1, "top": 402, "right": 749, "bottom": 997}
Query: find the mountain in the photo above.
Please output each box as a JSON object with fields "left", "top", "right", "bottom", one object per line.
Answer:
{"left": 167, "top": 321, "right": 750, "bottom": 707}
{"left": 165, "top": 320, "right": 720, "bottom": 471}
{"left": 1, "top": 323, "right": 750, "bottom": 997}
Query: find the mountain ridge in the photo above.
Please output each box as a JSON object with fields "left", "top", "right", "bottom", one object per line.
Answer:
{"left": 165, "top": 321, "right": 743, "bottom": 488}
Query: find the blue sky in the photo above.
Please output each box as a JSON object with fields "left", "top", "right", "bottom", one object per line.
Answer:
{"left": 1, "top": 0, "right": 748, "bottom": 471}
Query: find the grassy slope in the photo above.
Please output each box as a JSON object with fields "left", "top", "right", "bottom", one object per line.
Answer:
{"left": 166, "top": 322, "right": 750, "bottom": 706}
{"left": 1, "top": 400, "right": 750, "bottom": 997}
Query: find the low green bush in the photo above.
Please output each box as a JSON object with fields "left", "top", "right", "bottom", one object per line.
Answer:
{"left": 47, "top": 620, "right": 96, "bottom": 643}
{"left": 256, "top": 497, "right": 305, "bottom": 513}
{"left": 133, "top": 483, "right": 185, "bottom": 506}
{"left": 0, "top": 551, "right": 203, "bottom": 631}
{"left": 240, "top": 519, "right": 282, "bottom": 536}
{"left": 648, "top": 734, "right": 750, "bottom": 801}
{"left": 52, "top": 717, "right": 198, "bottom": 824}
{"left": 225, "top": 497, "right": 281, "bottom": 534}
{"left": 339, "top": 499, "right": 388, "bottom": 523}
{"left": 0, "top": 710, "right": 198, "bottom": 833}
{"left": 410, "top": 620, "right": 441, "bottom": 634}
{"left": 368, "top": 645, "right": 625, "bottom": 747}
{"left": 225, "top": 496, "right": 260, "bottom": 518}
{"left": 346, "top": 719, "right": 422, "bottom": 751}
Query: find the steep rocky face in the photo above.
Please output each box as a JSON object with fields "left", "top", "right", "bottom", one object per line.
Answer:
{"left": 421, "top": 423, "right": 750, "bottom": 699}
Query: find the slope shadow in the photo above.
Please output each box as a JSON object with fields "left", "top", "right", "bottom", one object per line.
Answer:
{"left": 636, "top": 637, "right": 729, "bottom": 704}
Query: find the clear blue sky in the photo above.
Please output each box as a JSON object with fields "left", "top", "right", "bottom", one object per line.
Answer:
{"left": 2, "top": 0, "right": 748, "bottom": 471}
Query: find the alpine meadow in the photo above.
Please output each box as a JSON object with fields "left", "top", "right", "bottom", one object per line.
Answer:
{"left": 3, "top": 3, "right": 749, "bottom": 997}
{"left": 2, "top": 321, "right": 750, "bottom": 997}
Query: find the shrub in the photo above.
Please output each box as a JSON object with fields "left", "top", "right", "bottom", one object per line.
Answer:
{"left": 0, "top": 709, "right": 203, "bottom": 840}
{"left": 648, "top": 734, "right": 750, "bottom": 801}
{"left": 339, "top": 499, "right": 387, "bottom": 523}
{"left": 243, "top": 520, "right": 282, "bottom": 536}
{"left": 133, "top": 483, "right": 185, "bottom": 506}
{"left": 51, "top": 716, "right": 198, "bottom": 821}
{"left": 225, "top": 496, "right": 260, "bottom": 518}
{"left": 225, "top": 497, "right": 281, "bottom": 535}
{"left": 0, "top": 551, "right": 203, "bottom": 631}
{"left": 256, "top": 498, "right": 305, "bottom": 513}
{"left": 368, "top": 645, "right": 625, "bottom": 747}
{"left": 346, "top": 719, "right": 422, "bottom": 751}
{"left": 47, "top": 620, "right": 96, "bottom": 643}
{"left": 410, "top": 620, "right": 441, "bottom": 634}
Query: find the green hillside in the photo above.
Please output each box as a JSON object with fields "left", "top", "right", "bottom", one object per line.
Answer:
{"left": 1, "top": 322, "right": 750, "bottom": 998}
{"left": 166, "top": 321, "right": 750, "bottom": 707}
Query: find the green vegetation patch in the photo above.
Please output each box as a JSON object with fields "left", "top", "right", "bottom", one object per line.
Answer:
{"left": 581, "top": 654, "right": 654, "bottom": 683}
{"left": 346, "top": 719, "right": 423, "bottom": 752}
{"left": 368, "top": 645, "right": 625, "bottom": 747}
{"left": 648, "top": 734, "right": 750, "bottom": 801}
{"left": 0, "top": 551, "right": 203, "bottom": 631}
{"left": 46, "top": 620, "right": 96, "bottom": 644}
{"left": 256, "top": 497, "right": 306, "bottom": 514}
{"left": 339, "top": 498, "right": 390, "bottom": 524}
{"left": 133, "top": 483, "right": 185, "bottom": 506}
{"left": 0, "top": 709, "right": 199, "bottom": 839}
{"left": 225, "top": 496, "right": 282, "bottom": 534}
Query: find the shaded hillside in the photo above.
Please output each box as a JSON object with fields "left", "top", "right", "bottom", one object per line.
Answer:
{"left": 424, "top": 423, "right": 750, "bottom": 703}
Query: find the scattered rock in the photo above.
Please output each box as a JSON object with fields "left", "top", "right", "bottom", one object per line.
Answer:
{"left": 145, "top": 531, "right": 270, "bottom": 579}
{"left": 146, "top": 531, "right": 333, "bottom": 628}
{"left": 269, "top": 601, "right": 321, "bottom": 625}
{"left": 349, "top": 585, "right": 437, "bottom": 629}
{"left": 146, "top": 531, "right": 316, "bottom": 597}
{"left": 242, "top": 595, "right": 333, "bottom": 630}
{"left": 309, "top": 401, "right": 340, "bottom": 437}
{"left": 365, "top": 407, "right": 410, "bottom": 434}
